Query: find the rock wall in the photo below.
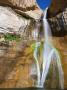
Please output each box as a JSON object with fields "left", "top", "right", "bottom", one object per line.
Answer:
{"left": 9, "top": 0, "right": 36, "bottom": 8}
{"left": 0, "top": 0, "right": 67, "bottom": 16}
{"left": 0, "top": 0, "right": 67, "bottom": 89}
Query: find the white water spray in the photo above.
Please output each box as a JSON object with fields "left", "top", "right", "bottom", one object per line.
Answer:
{"left": 32, "top": 8, "right": 64, "bottom": 89}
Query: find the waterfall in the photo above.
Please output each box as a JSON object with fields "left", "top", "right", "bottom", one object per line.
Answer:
{"left": 31, "top": 8, "right": 64, "bottom": 89}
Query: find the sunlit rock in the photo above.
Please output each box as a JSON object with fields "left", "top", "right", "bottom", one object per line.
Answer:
{"left": 0, "top": 6, "right": 30, "bottom": 35}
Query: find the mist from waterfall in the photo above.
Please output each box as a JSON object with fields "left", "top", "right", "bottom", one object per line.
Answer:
{"left": 31, "top": 8, "right": 64, "bottom": 89}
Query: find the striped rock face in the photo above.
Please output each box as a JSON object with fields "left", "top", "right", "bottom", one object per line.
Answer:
{"left": 9, "top": 0, "right": 36, "bottom": 8}
{"left": 0, "top": 0, "right": 67, "bottom": 13}
{"left": 0, "top": 6, "right": 30, "bottom": 34}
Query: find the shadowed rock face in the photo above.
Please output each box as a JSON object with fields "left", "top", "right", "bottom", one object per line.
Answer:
{"left": 49, "top": 0, "right": 67, "bottom": 17}
{"left": 48, "top": 8, "right": 67, "bottom": 36}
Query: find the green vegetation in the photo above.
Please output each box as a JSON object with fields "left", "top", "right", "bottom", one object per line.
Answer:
{"left": 31, "top": 42, "right": 43, "bottom": 53}
{"left": 4, "top": 34, "right": 21, "bottom": 42}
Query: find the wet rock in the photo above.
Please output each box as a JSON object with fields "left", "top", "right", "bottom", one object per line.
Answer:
{"left": 64, "top": 36, "right": 67, "bottom": 41}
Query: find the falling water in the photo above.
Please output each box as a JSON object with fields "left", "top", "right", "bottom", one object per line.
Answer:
{"left": 32, "top": 8, "right": 64, "bottom": 89}
{"left": 40, "top": 8, "right": 64, "bottom": 88}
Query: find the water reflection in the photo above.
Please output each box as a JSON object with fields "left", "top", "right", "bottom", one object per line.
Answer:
{"left": 20, "top": 88, "right": 64, "bottom": 90}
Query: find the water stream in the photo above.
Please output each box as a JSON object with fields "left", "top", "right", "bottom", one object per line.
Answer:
{"left": 32, "top": 8, "right": 64, "bottom": 89}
